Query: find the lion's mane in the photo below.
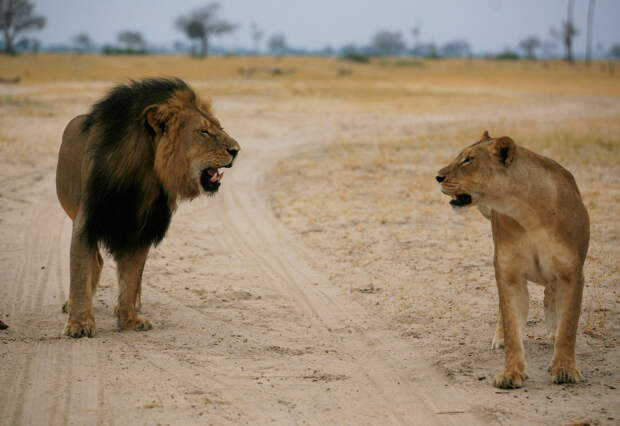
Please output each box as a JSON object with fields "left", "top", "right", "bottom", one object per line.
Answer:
{"left": 81, "top": 78, "right": 194, "bottom": 255}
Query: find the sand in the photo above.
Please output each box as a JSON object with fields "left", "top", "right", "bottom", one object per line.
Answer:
{"left": 0, "top": 67, "right": 618, "bottom": 425}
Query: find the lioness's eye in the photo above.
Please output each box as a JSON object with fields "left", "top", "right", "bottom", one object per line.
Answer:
{"left": 462, "top": 156, "right": 473, "bottom": 164}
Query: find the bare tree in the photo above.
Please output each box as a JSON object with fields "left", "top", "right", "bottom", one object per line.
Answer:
{"left": 250, "top": 22, "right": 263, "bottom": 53}
{"left": 585, "top": 0, "right": 595, "bottom": 66}
{"left": 371, "top": 30, "right": 406, "bottom": 56}
{"left": 268, "top": 33, "right": 286, "bottom": 55}
{"left": 518, "top": 36, "right": 541, "bottom": 59}
{"left": 72, "top": 32, "right": 92, "bottom": 54}
{"left": 0, "top": 0, "right": 45, "bottom": 54}
{"left": 411, "top": 25, "right": 420, "bottom": 52}
{"left": 175, "top": 2, "right": 236, "bottom": 57}
{"left": 551, "top": 0, "right": 578, "bottom": 63}
{"left": 117, "top": 30, "right": 146, "bottom": 51}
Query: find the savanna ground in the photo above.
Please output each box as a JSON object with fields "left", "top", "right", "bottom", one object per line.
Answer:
{"left": 0, "top": 55, "right": 618, "bottom": 425}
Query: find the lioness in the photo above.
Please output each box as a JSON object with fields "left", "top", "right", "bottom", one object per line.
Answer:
{"left": 56, "top": 78, "right": 240, "bottom": 337}
{"left": 436, "top": 131, "right": 589, "bottom": 388}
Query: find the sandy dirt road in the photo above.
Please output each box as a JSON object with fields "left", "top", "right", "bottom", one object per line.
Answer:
{"left": 0, "top": 87, "right": 488, "bottom": 425}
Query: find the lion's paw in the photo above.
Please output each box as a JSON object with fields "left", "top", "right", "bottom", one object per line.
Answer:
{"left": 551, "top": 363, "right": 582, "bottom": 384}
{"left": 119, "top": 317, "right": 152, "bottom": 332}
{"left": 64, "top": 316, "right": 96, "bottom": 338}
{"left": 61, "top": 299, "right": 70, "bottom": 313}
{"left": 494, "top": 368, "right": 526, "bottom": 389}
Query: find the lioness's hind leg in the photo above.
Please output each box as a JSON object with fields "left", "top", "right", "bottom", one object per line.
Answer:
{"left": 544, "top": 283, "right": 557, "bottom": 341}
{"left": 115, "top": 246, "right": 151, "bottom": 331}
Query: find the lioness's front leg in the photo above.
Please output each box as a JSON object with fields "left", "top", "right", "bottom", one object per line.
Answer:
{"left": 493, "top": 267, "right": 528, "bottom": 389}
{"left": 550, "top": 272, "right": 584, "bottom": 384}
{"left": 115, "top": 246, "right": 152, "bottom": 331}
{"left": 64, "top": 216, "right": 98, "bottom": 338}
{"left": 543, "top": 283, "right": 557, "bottom": 341}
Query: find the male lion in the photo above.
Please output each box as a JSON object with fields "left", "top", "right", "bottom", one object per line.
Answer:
{"left": 435, "top": 131, "right": 589, "bottom": 388}
{"left": 56, "top": 78, "right": 240, "bottom": 338}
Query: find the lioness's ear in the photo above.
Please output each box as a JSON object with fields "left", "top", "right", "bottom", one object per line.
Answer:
{"left": 489, "top": 137, "right": 515, "bottom": 166}
{"left": 144, "top": 105, "right": 165, "bottom": 136}
{"left": 481, "top": 130, "right": 491, "bottom": 140}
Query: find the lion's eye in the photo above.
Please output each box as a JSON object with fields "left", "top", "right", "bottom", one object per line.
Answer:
{"left": 200, "top": 129, "right": 214, "bottom": 137}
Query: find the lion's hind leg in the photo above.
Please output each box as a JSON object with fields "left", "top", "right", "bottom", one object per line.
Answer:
{"left": 114, "top": 246, "right": 152, "bottom": 331}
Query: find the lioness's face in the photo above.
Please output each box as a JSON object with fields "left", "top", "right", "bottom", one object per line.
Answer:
{"left": 435, "top": 134, "right": 515, "bottom": 209}
{"left": 178, "top": 109, "right": 241, "bottom": 196}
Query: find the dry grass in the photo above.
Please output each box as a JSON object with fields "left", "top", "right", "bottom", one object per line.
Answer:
{"left": 1, "top": 54, "right": 619, "bottom": 97}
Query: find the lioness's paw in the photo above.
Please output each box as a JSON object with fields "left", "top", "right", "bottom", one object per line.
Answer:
{"left": 119, "top": 317, "right": 152, "bottom": 332}
{"left": 494, "top": 369, "right": 526, "bottom": 389}
{"left": 61, "top": 299, "right": 70, "bottom": 313}
{"left": 64, "top": 317, "right": 96, "bottom": 338}
{"left": 551, "top": 363, "right": 582, "bottom": 384}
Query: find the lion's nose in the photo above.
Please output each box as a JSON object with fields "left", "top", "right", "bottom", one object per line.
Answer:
{"left": 227, "top": 148, "right": 239, "bottom": 159}
{"left": 436, "top": 175, "right": 445, "bottom": 183}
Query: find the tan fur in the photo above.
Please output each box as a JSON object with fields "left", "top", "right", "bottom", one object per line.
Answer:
{"left": 436, "top": 132, "right": 589, "bottom": 388}
{"left": 56, "top": 85, "right": 240, "bottom": 338}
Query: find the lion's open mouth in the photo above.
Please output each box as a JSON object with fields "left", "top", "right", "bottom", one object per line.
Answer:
{"left": 450, "top": 193, "right": 472, "bottom": 207}
{"left": 200, "top": 168, "right": 224, "bottom": 192}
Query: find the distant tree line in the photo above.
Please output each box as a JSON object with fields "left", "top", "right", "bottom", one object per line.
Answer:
{"left": 2, "top": 0, "right": 619, "bottom": 63}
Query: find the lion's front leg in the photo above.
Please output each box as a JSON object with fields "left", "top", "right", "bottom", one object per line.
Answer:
{"left": 64, "top": 218, "right": 98, "bottom": 338}
{"left": 114, "top": 246, "right": 152, "bottom": 331}
{"left": 493, "top": 267, "right": 529, "bottom": 389}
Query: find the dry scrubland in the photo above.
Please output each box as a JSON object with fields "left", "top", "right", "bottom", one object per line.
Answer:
{"left": 0, "top": 55, "right": 619, "bottom": 425}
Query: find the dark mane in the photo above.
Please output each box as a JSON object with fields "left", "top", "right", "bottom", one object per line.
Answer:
{"left": 82, "top": 78, "right": 193, "bottom": 255}
{"left": 82, "top": 78, "right": 190, "bottom": 140}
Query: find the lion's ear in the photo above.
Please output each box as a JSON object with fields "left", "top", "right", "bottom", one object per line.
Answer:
{"left": 489, "top": 137, "right": 515, "bottom": 167}
{"left": 481, "top": 130, "right": 491, "bottom": 140}
{"left": 144, "top": 105, "right": 165, "bottom": 136}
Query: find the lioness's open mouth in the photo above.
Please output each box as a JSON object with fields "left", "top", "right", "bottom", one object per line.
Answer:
{"left": 450, "top": 193, "right": 472, "bottom": 207}
{"left": 200, "top": 168, "right": 224, "bottom": 192}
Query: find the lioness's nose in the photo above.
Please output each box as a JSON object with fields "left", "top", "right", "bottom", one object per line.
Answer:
{"left": 435, "top": 175, "right": 445, "bottom": 183}
{"left": 227, "top": 148, "right": 239, "bottom": 159}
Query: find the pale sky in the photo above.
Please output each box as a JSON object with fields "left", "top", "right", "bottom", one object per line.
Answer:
{"left": 32, "top": 0, "right": 620, "bottom": 54}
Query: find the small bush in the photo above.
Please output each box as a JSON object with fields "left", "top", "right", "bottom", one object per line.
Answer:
{"left": 340, "top": 52, "right": 370, "bottom": 63}
{"left": 101, "top": 45, "right": 148, "bottom": 55}
{"left": 495, "top": 50, "right": 520, "bottom": 60}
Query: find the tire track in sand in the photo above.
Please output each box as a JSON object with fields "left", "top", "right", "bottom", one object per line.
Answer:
{"left": 212, "top": 142, "right": 482, "bottom": 425}
{"left": 0, "top": 176, "right": 104, "bottom": 426}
